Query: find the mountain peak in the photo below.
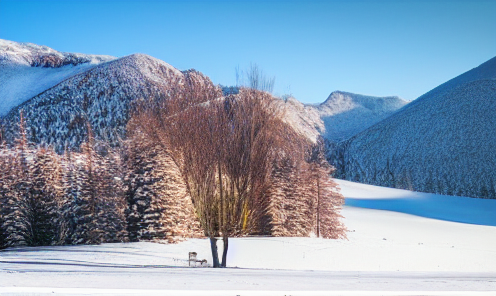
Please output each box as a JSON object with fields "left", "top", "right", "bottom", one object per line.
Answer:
{"left": 0, "top": 39, "right": 115, "bottom": 116}
{"left": 0, "top": 39, "right": 115, "bottom": 67}
{"left": 323, "top": 91, "right": 405, "bottom": 107}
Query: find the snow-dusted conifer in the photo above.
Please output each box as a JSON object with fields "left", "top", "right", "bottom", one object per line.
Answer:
{"left": 124, "top": 129, "right": 201, "bottom": 242}
{"left": 60, "top": 149, "right": 80, "bottom": 244}
{"left": 69, "top": 125, "right": 101, "bottom": 244}
{"left": 307, "top": 137, "right": 346, "bottom": 239}
{"left": 0, "top": 143, "right": 14, "bottom": 249}
{"left": 124, "top": 136, "right": 158, "bottom": 241}
{"left": 24, "top": 148, "right": 65, "bottom": 246}
{"left": 1, "top": 111, "right": 32, "bottom": 246}
{"left": 96, "top": 148, "right": 128, "bottom": 243}
{"left": 266, "top": 157, "right": 310, "bottom": 236}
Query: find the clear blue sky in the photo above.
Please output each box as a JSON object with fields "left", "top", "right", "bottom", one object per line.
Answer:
{"left": 1, "top": 0, "right": 495, "bottom": 103}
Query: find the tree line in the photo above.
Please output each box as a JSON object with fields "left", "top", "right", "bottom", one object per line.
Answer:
{"left": 129, "top": 75, "right": 346, "bottom": 267}
{"left": 0, "top": 81, "right": 346, "bottom": 268}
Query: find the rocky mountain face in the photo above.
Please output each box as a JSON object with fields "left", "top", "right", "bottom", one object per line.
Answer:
{"left": 336, "top": 56, "right": 496, "bottom": 199}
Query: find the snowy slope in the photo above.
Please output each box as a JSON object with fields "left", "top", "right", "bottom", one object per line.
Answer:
{"left": 278, "top": 97, "right": 325, "bottom": 143}
{"left": 280, "top": 91, "right": 408, "bottom": 143}
{"left": 337, "top": 56, "right": 496, "bottom": 199}
{"left": 0, "top": 181, "right": 495, "bottom": 293}
{"left": 0, "top": 39, "right": 406, "bottom": 150}
{"left": 1, "top": 51, "right": 211, "bottom": 151}
{"left": 0, "top": 39, "right": 115, "bottom": 116}
{"left": 338, "top": 179, "right": 496, "bottom": 226}
{"left": 317, "top": 91, "right": 408, "bottom": 142}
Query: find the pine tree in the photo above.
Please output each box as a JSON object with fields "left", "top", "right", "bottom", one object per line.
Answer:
{"left": 60, "top": 149, "right": 80, "bottom": 244}
{"left": 1, "top": 111, "right": 66, "bottom": 246}
{"left": 124, "top": 136, "right": 160, "bottom": 241}
{"left": 24, "top": 148, "right": 65, "bottom": 246}
{"left": 2, "top": 110, "right": 32, "bottom": 246}
{"left": 124, "top": 132, "right": 201, "bottom": 242}
{"left": 0, "top": 144, "right": 14, "bottom": 249}
{"left": 152, "top": 148, "right": 202, "bottom": 243}
{"left": 307, "top": 138, "right": 346, "bottom": 239}
{"left": 265, "top": 157, "right": 312, "bottom": 237}
{"left": 96, "top": 149, "right": 128, "bottom": 243}
{"left": 69, "top": 125, "right": 101, "bottom": 244}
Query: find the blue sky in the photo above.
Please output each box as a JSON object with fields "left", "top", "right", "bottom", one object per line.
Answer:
{"left": 1, "top": 0, "right": 495, "bottom": 103}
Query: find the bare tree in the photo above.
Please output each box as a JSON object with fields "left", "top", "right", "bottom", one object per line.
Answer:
{"left": 237, "top": 63, "right": 275, "bottom": 93}
{"left": 131, "top": 72, "right": 306, "bottom": 267}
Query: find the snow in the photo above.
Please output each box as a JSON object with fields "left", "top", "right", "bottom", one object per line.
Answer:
{"left": 1, "top": 181, "right": 494, "bottom": 294}
{"left": 1, "top": 63, "right": 100, "bottom": 116}
{"left": 338, "top": 56, "right": 496, "bottom": 199}
{"left": 0, "top": 39, "right": 115, "bottom": 116}
{"left": 317, "top": 91, "right": 409, "bottom": 142}
{"left": 339, "top": 179, "right": 496, "bottom": 226}
{"left": 280, "top": 91, "right": 408, "bottom": 143}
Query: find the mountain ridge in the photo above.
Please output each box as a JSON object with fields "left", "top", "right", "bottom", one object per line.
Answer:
{"left": 1, "top": 48, "right": 211, "bottom": 152}
{"left": 0, "top": 39, "right": 115, "bottom": 116}
{"left": 336, "top": 55, "right": 496, "bottom": 199}
{"left": 1, "top": 39, "right": 407, "bottom": 150}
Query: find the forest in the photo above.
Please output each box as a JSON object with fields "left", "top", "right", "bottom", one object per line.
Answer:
{"left": 0, "top": 78, "right": 346, "bottom": 265}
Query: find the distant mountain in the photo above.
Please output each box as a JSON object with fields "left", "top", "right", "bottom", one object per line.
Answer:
{"left": 0, "top": 39, "right": 408, "bottom": 167}
{"left": 281, "top": 91, "right": 408, "bottom": 143}
{"left": 337, "top": 56, "right": 496, "bottom": 198}
{"left": 0, "top": 39, "right": 115, "bottom": 116}
{"left": 1, "top": 42, "right": 211, "bottom": 151}
{"left": 317, "top": 91, "right": 408, "bottom": 142}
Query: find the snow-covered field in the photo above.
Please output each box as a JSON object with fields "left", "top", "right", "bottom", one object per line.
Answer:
{"left": 1, "top": 180, "right": 495, "bottom": 295}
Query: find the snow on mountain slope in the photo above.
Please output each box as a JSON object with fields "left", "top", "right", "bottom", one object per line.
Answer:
{"left": 280, "top": 91, "right": 408, "bottom": 143}
{"left": 317, "top": 91, "right": 408, "bottom": 142}
{"left": 0, "top": 40, "right": 406, "bottom": 150}
{"left": 405, "top": 56, "right": 496, "bottom": 112}
{"left": 338, "top": 56, "right": 496, "bottom": 199}
{"left": 0, "top": 39, "right": 115, "bottom": 116}
{"left": 1, "top": 52, "right": 211, "bottom": 151}
{"left": 278, "top": 97, "right": 325, "bottom": 143}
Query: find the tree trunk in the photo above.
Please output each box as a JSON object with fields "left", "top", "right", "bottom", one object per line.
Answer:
{"left": 209, "top": 237, "right": 220, "bottom": 268}
{"left": 221, "top": 236, "right": 228, "bottom": 267}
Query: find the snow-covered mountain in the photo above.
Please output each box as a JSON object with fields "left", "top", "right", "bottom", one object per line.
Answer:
{"left": 1, "top": 44, "right": 211, "bottom": 152}
{"left": 337, "top": 56, "right": 496, "bottom": 199}
{"left": 280, "top": 91, "right": 408, "bottom": 143}
{"left": 0, "top": 39, "right": 115, "bottom": 116}
{"left": 0, "top": 40, "right": 406, "bottom": 151}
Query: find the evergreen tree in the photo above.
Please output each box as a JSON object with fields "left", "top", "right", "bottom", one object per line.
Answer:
{"left": 96, "top": 149, "right": 128, "bottom": 243}
{"left": 124, "top": 136, "right": 160, "bottom": 241}
{"left": 24, "top": 148, "right": 65, "bottom": 246}
{"left": 2, "top": 111, "right": 32, "bottom": 246}
{"left": 266, "top": 157, "right": 311, "bottom": 236}
{"left": 69, "top": 126, "right": 101, "bottom": 244}
{"left": 60, "top": 149, "right": 80, "bottom": 244}
{"left": 0, "top": 144, "right": 14, "bottom": 249}
{"left": 307, "top": 137, "right": 346, "bottom": 239}
{"left": 124, "top": 131, "right": 201, "bottom": 242}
